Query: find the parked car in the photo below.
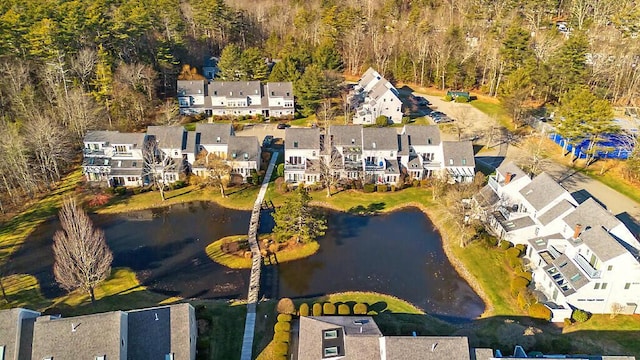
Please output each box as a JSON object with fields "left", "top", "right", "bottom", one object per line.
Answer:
{"left": 277, "top": 123, "right": 289, "bottom": 129}
{"left": 262, "top": 135, "right": 274, "bottom": 147}
{"left": 429, "top": 111, "right": 445, "bottom": 120}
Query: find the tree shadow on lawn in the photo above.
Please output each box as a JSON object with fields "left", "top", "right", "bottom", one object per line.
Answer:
{"left": 347, "top": 202, "right": 385, "bottom": 216}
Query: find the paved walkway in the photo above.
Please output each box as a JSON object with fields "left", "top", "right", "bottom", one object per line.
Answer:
{"left": 240, "top": 151, "right": 279, "bottom": 360}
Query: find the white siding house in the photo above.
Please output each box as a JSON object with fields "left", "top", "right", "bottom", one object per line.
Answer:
{"left": 351, "top": 68, "right": 404, "bottom": 125}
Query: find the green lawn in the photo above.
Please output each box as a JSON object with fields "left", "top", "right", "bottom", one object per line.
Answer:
{"left": 471, "top": 100, "right": 514, "bottom": 131}
{"left": 581, "top": 169, "right": 640, "bottom": 204}
{"left": 96, "top": 184, "right": 259, "bottom": 214}
{"left": 194, "top": 300, "right": 247, "bottom": 360}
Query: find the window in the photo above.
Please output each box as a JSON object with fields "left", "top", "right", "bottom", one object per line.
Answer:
{"left": 294, "top": 141, "right": 298, "bottom": 148}
{"left": 115, "top": 145, "right": 127, "bottom": 153}
{"left": 323, "top": 346, "right": 339, "bottom": 357}
{"left": 601, "top": 283, "right": 608, "bottom": 290}
{"left": 0, "top": 346, "right": 4, "bottom": 360}
{"left": 427, "top": 138, "right": 432, "bottom": 144}
{"left": 216, "top": 136, "right": 221, "bottom": 143}
{"left": 462, "top": 159, "right": 466, "bottom": 165}
{"left": 165, "top": 354, "right": 174, "bottom": 360}
{"left": 449, "top": 159, "right": 454, "bottom": 165}
{"left": 95, "top": 356, "right": 106, "bottom": 360}
{"left": 608, "top": 265, "right": 613, "bottom": 271}
{"left": 625, "top": 283, "right": 631, "bottom": 290}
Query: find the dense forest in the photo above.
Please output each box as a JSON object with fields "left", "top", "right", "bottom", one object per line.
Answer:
{"left": 0, "top": 0, "right": 639, "bottom": 209}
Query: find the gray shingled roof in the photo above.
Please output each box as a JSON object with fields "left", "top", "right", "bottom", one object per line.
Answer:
{"left": 84, "top": 131, "right": 146, "bottom": 148}
{"left": 208, "top": 81, "right": 261, "bottom": 98}
{"left": 384, "top": 336, "right": 471, "bottom": 360}
{"left": 285, "top": 128, "right": 320, "bottom": 150}
{"left": 177, "top": 79, "right": 206, "bottom": 96}
{"left": 385, "top": 159, "right": 401, "bottom": 174}
{"left": 368, "top": 80, "right": 395, "bottom": 101}
{"left": 31, "top": 311, "right": 126, "bottom": 359}
{"left": 228, "top": 136, "right": 260, "bottom": 162}
{"left": 496, "top": 161, "right": 527, "bottom": 181}
{"left": 264, "top": 82, "right": 294, "bottom": 99}
{"left": 527, "top": 233, "right": 564, "bottom": 251}
{"left": 403, "top": 125, "right": 441, "bottom": 146}
{"left": 362, "top": 127, "right": 398, "bottom": 150}
{"left": 127, "top": 303, "right": 195, "bottom": 360}
{"left": 147, "top": 125, "right": 187, "bottom": 149}
{"left": 562, "top": 198, "right": 621, "bottom": 231}
{"left": 407, "top": 155, "right": 422, "bottom": 170}
{"left": 0, "top": 308, "right": 40, "bottom": 360}
{"left": 358, "top": 67, "right": 379, "bottom": 88}
{"left": 329, "top": 125, "right": 363, "bottom": 147}
{"left": 579, "top": 226, "right": 627, "bottom": 262}
{"left": 298, "top": 316, "right": 383, "bottom": 360}
{"left": 537, "top": 200, "right": 576, "bottom": 226}
{"left": 196, "top": 123, "right": 234, "bottom": 146}
{"left": 84, "top": 130, "right": 119, "bottom": 143}
{"left": 442, "top": 141, "right": 475, "bottom": 167}
{"left": 474, "top": 184, "right": 500, "bottom": 207}
{"left": 398, "top": 134, "right": 410, "bottom": 155}
{"left": 548, "top": 254, "right": 590, "bottom": 293}
{"left": 519, "top": 173, "right": 568, "bottom": 211}
{"left": 185, "top": 130, "right": 199, "bottom": 154}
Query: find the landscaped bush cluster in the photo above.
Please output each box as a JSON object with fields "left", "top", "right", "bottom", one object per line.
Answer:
{"left": 572, "top": 309, "right": 590, "bottom": 323}
{"left": 298, "top": 301, "right": 367, "bottom": 316}
{"left": 443, "top": 95, "right": 453, "bottom": 101}
{"left": 376, "top": 184, "right": 387, "bottom": 192}
{"left": 499, "top": 240, "right": 513, "bottom": 250}
{"left": 363, "top": 184, "right": 376, "bottom": 193}
{"left": 170, "top": 180, "right": 186, "bottom": 190}
{"left": 454, "top": 96, "right": 469, "bottom": 103}
{"left": 273, "top": 298, "right": 294, "bottom": 358}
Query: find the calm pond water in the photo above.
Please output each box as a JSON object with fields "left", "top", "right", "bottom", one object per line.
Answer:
{"left": 11, "top": 201, "right": 484, "bottom": 319}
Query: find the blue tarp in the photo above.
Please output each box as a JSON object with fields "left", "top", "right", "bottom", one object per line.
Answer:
{"left": 549, "top": 133, "right": 635, "bottom": 160}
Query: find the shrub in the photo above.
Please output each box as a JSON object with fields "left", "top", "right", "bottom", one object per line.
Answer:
{"left": 506, "top": 247, "right": 522, "bottom": 258}
{"left": 375, "top": 115, "right": 388, "bottom": 126}
{"left": 515, "top": 270, "right": 533, "bottom": 282}
{"left": 274, "top": 321, "right": 291, "bottom": 332}
{"left": 353, "top": 303, "right": 368, "bottom": 315}
{"left": 484, "top": 235, "right": 499, "bottom": 247}
{"left": 273, "top": 342, "right": 289, "bottom": 356}
{"left": 443, "top": 95, "right": 453, "bottom": 101}
{"left": 312, "top": 303, "right": 322, "bottom": 316}
{"left": 454, "top": 96, "right": 469, "bottom": 103}
{"left": 299, "top": 303, "right": 309, "bottom": 317}
{"left": 390, "top": 185, "right": 396, "bottom": 192}
{"left": 563, "top": 318, "right": 573, "bottom": 327}
{"left": 114, "top": 186, "right": 127, "bottom": 196}
{"left": 515, "top": 243, "right": 526, "bottom": 253}
{"left": 401, "top": 116, "right": 411, "bottom": 124}
{"left": 499, "top": 240, "right": 513, "bottom": 250}
{"left": 88, "top": 194, "right": 111, "bottom": 207}
{"left": 277, "top": 298, "right": 296, "bottom": 314}
{"left": 338, "top": 304, "right": 350, "bottom": 315}
{"left": 277, "top": 314, "right": 292, "bottom": 322}
{"left": 363, "top": 184, "right": 375, "bottom": 193}
{"left": 517, "top": 289, "right": 534, "bottom": 310}
{"left": 376, "top": 184, "right": 387, "bottom": 192}
{"left": 276, "top": 163, "right": 285, "bottom": 177}
{"left": 420, "top": 179, "right": 429, "bottom": 187}
{"left": 323, "top": 303, "right": 336, "bottom": 315}
{"left": 510, "top": 276, "right": 530, "bottom": 296}
{"left": 528, "top": 303, "right": 552, "bottom": 321}
{"left": 274, "top": 331, "right": 290, "bottom": 343}
{"left": 171, "top": 180, "right": 186, "bottom": 189}
{"left": 572, "top": 309, "right": 590, "bottom": 323}
{"left": 412, "top": 179, "right": 420, "bottom": 188}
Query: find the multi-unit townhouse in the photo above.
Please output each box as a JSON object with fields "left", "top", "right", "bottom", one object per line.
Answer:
{"left": 475, "top": 162, "right": 640, "bottom": 317}
{"left": 283, "top": 125, "right": 476, "bottom": 185}
{"left": 82, "top": 131, "right": 147, "bottom": 187}
{"left": 0, "top": 304, "right": 196, "bottom": 360}
{"left": 350, "top": 68, "right": 404, "bottom": 125}
{"left": 82, "top": 124, "right": 260, "bottom": 187}
{"left": 177, "top": 79, "right": 294, "bottom": 118}
{"left": 284, "top": 128, "right": 322, "bottom": 184}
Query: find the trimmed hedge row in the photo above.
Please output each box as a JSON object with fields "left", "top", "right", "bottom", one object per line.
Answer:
{"left": 298, "top": 301, "right": 368, "bottom": 316}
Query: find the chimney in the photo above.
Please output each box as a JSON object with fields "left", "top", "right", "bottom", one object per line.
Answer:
{"left": 573, "top": 224, "right": 582, "bottom": 239}
{"left": 504, "top": 172, "right": 512, "bottom": 184}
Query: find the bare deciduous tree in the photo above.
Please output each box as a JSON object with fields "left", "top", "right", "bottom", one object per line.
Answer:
{"left": 319, "top": 132, "right": 342, "bottom": 197}
{"left": 143, "top": 138, "right": 176, "bottom": 201}
{"left": 53, "top": 198, "right": 113, "bottom": 303}
{"left": 202, "top": 153, "right": 232, "bottom": 197}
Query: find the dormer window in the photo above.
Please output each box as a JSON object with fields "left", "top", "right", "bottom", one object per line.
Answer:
{"left": 449, "top": 159, "right": 454, "bottom": 165}
{"left": 214, "top": 91, "right": 217, "bottom": 95}
{"left": 294, "top": 141, "right": 298, "bottom": 148}
{"left": 232, "top": 153, "right": 237, "bottom": 158}
{"left": 351, "top": 138, "right": 355, "bottom": 144}
{"left": 286, "top": 92, "right": 290, "bottom": 96}
{"left": 462, "top": 159, "right": 466, "bottom": 165}
{"left": 230, "top": 91, "right": 233, "bottom": 96}
{"left": 216, "top": 136, "right": 221, "bottom": 143}
{"left": 427, "top": 138, "right": 432, "bottom": 144}
{"left": 372, "top": 142, "right": 376, "bottom": 149}
{"left": 240, "top": 91, "right": 243, "bottom": 95}
{"left": 271, "top": 91, "right": 275, "bottom": 96}
{"left": 244, "top": 153, "right": 249, "bottom": 160}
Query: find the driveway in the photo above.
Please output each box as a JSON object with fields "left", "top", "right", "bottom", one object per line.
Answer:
{"left": 236, "top": 123, "right": 286, "bottom": 143}
{"left": 410, "top": 90, "right": 640, "bottom": 236}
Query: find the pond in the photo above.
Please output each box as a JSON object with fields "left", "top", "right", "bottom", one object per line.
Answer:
{"left": 10, "top": 202, "right": 484, "bottom": 320}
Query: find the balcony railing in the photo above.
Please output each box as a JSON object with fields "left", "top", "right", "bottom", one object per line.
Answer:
{"left": 573, "top": 254, "right": 602, "bottom": 279}
{"left": 112, "top": 152, "right": 134, "bottom": 157}
{"left": 488, "top": 175, "right": 500, "bottom": 192}
{"left": 365, "top": 164, "right": 384, "bottom": 171}
{"left": 423, "top": 161, "right": 441, "bottom": 168}
{"left": 284, "top": 164, "right": 306, "bottom": 170}
{"left": 83, "top": 148, "right": 105, "bottom": 156}
{"left": 548, "top": 245, "right": 562, "bottom": 259}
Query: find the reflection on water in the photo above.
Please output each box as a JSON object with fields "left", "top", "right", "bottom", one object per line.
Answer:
{"left": 11, "top": 202, "right": 484, "bottom": 319}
